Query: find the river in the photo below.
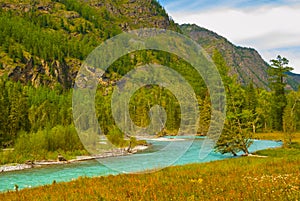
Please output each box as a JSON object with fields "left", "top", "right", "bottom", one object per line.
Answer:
{"left": 0, "top": 138, "right": 281, "bottom": 192}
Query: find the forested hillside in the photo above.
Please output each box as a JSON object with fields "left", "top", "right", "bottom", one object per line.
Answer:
{"left": 1, "top": 0, "right": 300, "bottom": 164}
{"left": 0, "top": 0, "right": 299, "bottom": 89}
{"left": 0, "top": 0, "right": 190, "bottom": 163}
{"left": 0, "top": 0, "right": 178, "bottom": 88}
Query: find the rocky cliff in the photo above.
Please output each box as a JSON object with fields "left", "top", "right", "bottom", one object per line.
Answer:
{"left": 180, "top": 24, "right": 300, "bottom": 90}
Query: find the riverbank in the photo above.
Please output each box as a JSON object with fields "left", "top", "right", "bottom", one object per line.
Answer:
{"left": 0, "top": 145, "right": 149, "bottom": 173}
{"left": 0, "top": 136, "right": 286, "bottom": 193}
{"left": 0, "top": 135, "right": 283, "bottom": 173}
{"left": 0, "top": 136, "right": 187, "bottom": 173}
{"left": 1, "top": 140, "right": 298, "bottom": 200}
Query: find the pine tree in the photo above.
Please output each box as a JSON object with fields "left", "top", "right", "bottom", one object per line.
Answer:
{"left": 198, "top": 93, "right": 211, "bottom": 136}
{"left": 0, "top": 78, "right": 10, "bottom": 147}
{"left": 268, "top": 55, "right": 293, "bottom": 130}
{"left": 256, "top": 90, "right": 272, "bottom": 132}
{"left": 216, "top": 79, "right": 253, "bottom": 156}
{"left": 283, "top": 90, "right": 300, "bottom": 146}
{"left": 245, "top": 81, "right": 259, "bottom": 133}
{"left": 214, "top": 52, "right": 253, "bottom": 156}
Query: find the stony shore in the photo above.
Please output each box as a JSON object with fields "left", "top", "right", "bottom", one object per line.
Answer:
{"left": 0, "top": 145, "right": 149, "bottom": 173}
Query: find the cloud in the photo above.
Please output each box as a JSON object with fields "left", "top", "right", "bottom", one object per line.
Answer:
{"left": 261, "top": 47, "right": 300, "bottom": 73}
{"left": 170, "top": 5, "right": 300, "bottom": 44}
{"left": 240, "top": 33, "right": 300, "bottom": 50}
{"left": 166, "top": 4, "right": 300, "bottom": 73}
{"left": 161, "top": 0, "right": 300, "bottom": 12}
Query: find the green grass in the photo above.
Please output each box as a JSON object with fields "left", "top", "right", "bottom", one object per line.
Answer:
{"left": 0, "top": 133, "right": 299, "bottom": 201}
{"left": 254, "top": 132, "right": 286, "bottom": 141}
{"left": 254, "top": 132, "right": 300, "bottom": 142}
{"left": 256, "top": 142, "right": 300, "bottom": 158}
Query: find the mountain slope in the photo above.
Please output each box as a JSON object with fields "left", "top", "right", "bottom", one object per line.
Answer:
{"left": 0, "top": 0, "right": 178, "bottom": 88}
{"left": 0, "top": 0, "right": 299, "bottom": 90}
{"left": 287, "top": 72, "right": 300, "bottom": 89}
{"left": 180, "top": 24, "right": 300, "bottom": 90}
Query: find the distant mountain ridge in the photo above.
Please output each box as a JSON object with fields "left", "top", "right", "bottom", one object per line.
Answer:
{"left": 180, "top": 24, "right": 300, "bottom": 90}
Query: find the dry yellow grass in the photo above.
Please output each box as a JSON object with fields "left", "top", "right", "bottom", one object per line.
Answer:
{"left": 254, "top": 132, "right": 300, "bottom": 142}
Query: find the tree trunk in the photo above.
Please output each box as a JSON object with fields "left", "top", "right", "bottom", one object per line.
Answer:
{"left": 127, "top": 141, "right": 132, "bottom": 153}
{"left": 243, "top": 146, "right": 249, "bottom": 156}
{"left": 252, "top": 123, "right": 256, "bottom": 134}
{"left": 264, "top": 122, "right": 267, "bottom": 132}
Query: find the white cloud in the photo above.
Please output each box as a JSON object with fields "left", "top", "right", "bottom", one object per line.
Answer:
{"left": 239, "top": 32, "right": 300, "bottom": 50}
{"left": 261, "top": 49, "right": 300, "bottom": 74}
{"left": 168, "top": 5, "right": 300, "bottom": 73}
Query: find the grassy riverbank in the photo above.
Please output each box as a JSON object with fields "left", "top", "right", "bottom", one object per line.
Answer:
{"left": 0, "top": 133, "right": 299, "bottom": 201}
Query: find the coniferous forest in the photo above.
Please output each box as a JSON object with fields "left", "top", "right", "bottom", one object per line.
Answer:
{"left": 1, "top": 50, "right": 299, "bottom": 163}
{"left": 0, "top": 0, "right": 300, "bottom": 164}
{"left": 0, "top": 0, "right": 299, "bottom": 200}
{"left": 0, "top": 0, "right": 300, "bottom": 163}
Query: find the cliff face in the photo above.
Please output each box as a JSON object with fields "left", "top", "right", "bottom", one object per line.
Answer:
{"left": 181, "top": 24, "right": 269, "bottom": 88}
{"left": 286, "top": 72, "right": 300, "bottom": 90}
{"left": 0, "top": 1, "right": 299, "bottom": 89}
{"left": 180, "top": 24, "right": 300, "bottom": 90}
{"left": 0, "top": 0, "right": 178, "bottom": 88}
{"left": 7, "top": 57, "right": 79, "bottom": 88}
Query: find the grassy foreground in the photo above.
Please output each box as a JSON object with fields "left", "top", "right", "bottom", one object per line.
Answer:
{"left": 0, "top": 133, "right": 299, "bottom": 201}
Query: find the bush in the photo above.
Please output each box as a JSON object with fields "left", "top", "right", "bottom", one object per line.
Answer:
{"left": 11, "top": 125, "right": 85, "bottom": 162}
{"left": 107, "top": 126, "right": 127, "bottom": 147}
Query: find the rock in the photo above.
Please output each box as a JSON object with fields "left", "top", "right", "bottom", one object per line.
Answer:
{"left": 25, "top": 160, "right": 34, "bottom": 165}
{"left": 57, "top": 154, "right": 67, "bottom": 162}
{"left": 14, "top": 184, "right": 18, "bottom": 192}
{"left": 0, "top": 164, "right": 32, "bottom": 172}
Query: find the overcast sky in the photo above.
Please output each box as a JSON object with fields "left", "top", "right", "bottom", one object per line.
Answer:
{"left": 159, "top": 0, "right": 300, "bottom": 74}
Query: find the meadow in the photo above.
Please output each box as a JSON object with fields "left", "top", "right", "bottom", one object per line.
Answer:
{"left": 0, "top": 133, "right": 299, "bottom": 201}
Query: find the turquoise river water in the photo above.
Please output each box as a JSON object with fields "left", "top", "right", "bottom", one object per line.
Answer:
{"left": 0, "top": 138, "right": 282, "bottom": 192}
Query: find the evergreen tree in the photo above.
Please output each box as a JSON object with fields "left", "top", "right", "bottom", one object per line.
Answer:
{"left": 214, "top": 51, "right": 253, "bottom": 155}
{"left": 245, "top": 81, "right": 259, "bottom": 133}
{"left": 198, "top": 93, "right": 211, "bottom": 136}
{"left": 268, "top": 55, "right": 293, "bottom": 130}
{"left": 256, "top": 90, "right": 272, "bottom": 132}
{"left": 216, "top": 78, "right": 253, "bottom": 156}
{"left": 283, "top": 90, "right": 300, "bottom": 146}
{"left": 0, "top": 78, "right": 10, "bottom": 147}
